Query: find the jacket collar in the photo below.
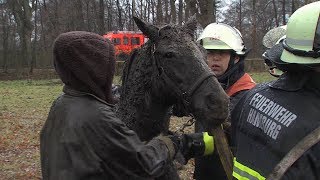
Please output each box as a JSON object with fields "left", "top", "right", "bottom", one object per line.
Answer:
{"left": 63, "top": 85, "right": 114, "bottom": 107}
{"left": 269, "top": 72, "right": 309, "bottom": 91}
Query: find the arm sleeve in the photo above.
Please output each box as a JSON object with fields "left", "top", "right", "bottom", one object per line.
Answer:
{"left": 230, "top": 91, "right": 248, "bottom": 152}
{"left": 78, "top": 107, "right": 173, "bottom": 178}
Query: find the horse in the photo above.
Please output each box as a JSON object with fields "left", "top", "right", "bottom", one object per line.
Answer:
{"left": 116, "top": 16, "right": 229, "bottom": 179}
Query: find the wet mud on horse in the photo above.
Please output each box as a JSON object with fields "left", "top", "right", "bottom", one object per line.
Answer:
{"left": 116, "top": 16, "right": 229, "bottom": 179}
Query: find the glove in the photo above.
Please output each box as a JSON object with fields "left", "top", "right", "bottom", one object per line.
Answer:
{"left": 167, "top": 132, "right": 214, "bottom": 164}
{"left": 180, "top": 132, "right": 214, "bottom": 164}
{"left": 162, "top": 132, "right": 214, "bottom": 164}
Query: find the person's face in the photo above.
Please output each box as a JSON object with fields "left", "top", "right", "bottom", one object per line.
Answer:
{"left": 206, "top": 50, "right": 233, "bottom": 76}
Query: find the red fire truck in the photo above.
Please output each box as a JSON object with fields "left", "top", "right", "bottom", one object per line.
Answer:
{"left": 103, "top": 31, "right": 147, "bottom": 61}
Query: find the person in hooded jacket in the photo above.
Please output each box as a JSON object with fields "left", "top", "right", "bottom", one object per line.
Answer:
{"left": 39, "top": 31, "right": 214, "bottom": 180}
{"left": 231, "top": 2, "right": 320, "bottom": 179}
{"left": 193, "top": 23, "right": 256, "bottom": 180}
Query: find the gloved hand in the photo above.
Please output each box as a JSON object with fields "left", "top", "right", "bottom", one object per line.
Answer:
{"left": 168, "top": 132, "right": 214, "bottom": 164}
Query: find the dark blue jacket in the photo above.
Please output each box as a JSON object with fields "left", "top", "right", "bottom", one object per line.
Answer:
{"left": 231, "top": 72, "right": 320, "bottom": 180}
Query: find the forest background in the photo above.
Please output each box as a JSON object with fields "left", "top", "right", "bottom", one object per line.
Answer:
{"left": 2, "top": 0, "right": 319, "bottom": 179}
{"left": 0, "top": 0, "right": 318, "bottom": 75}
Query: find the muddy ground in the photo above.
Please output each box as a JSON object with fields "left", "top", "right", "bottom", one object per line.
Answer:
{"left": 170, "top": 116, "right": 196, "bottom": 180}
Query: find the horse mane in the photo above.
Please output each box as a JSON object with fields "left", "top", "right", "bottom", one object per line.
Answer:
{"left": 116, "top": 41, "right": 155, "bottom": 129}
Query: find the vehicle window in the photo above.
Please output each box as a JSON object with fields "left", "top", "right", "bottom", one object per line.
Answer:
{"left": 123, "top": 36, "right": 129, "bottom": 45}
{"left": 131, "top": 37, "right": 140, "bottom": 45}
{"left": 112, "top": 38, "right": 121, "bottom": 45}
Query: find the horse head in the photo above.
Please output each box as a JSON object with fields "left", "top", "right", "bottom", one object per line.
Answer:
{"left": 133, "top": 16, "right": 229, "bottom": 131}
{"left": 117, "top": 17, "right": 229, "bottom": 142}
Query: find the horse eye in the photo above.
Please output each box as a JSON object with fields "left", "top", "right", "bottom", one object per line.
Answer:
{"left": 164, "top": 52, "right": 174, "bottom": 58}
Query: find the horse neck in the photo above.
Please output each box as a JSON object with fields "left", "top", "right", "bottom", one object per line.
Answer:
{"left": 116, "top": 46, "right": 172, "bottom": 141}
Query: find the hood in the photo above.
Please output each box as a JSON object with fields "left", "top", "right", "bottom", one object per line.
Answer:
{"left": 53, "top": 31, "right": 116, "bottom": 104}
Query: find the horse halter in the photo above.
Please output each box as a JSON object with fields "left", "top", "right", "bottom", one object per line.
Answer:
{"left": 151, "top": 43, "right": 216, "bottom": 111}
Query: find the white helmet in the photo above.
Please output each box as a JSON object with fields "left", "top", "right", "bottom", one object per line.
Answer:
{"left": 262, "top": 25, "right": 287, "bottom": 49}
{"left": 262, "top": 25, "right": 287, "bottom": 77}
{"left": 197, "top": 23, "right": 246, "bottom": 55}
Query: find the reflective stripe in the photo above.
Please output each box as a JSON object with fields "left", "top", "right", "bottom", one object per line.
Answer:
{"left": 233, "top": 166, "right": 258, "bottom": 180}
{"left": 233, "top": 158, "right": 266, "bottom": 180}
{"left": 286, "top": 37, "right": 314, "bottom": 47}
{"left": 203, "top": 132, "right": 214, "bottom": 155}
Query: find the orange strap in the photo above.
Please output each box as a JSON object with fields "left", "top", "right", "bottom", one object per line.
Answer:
{"left": 226, "top": 73, "right": 256, "bottom": 97}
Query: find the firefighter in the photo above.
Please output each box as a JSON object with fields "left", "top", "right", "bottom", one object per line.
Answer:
{"left": 232, "top": 2, "right": 320, "bottom": 179}
{"left": 194, "top": 23, "right": 256, "bottom": 180}
{"left": 40, "top": 31, "right": 215, "bottom": 180}
{"left": 262, "top": 25, "right": 286, "bottom": 77}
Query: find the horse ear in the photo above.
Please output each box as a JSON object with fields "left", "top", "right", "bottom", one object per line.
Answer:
{"left": 183, "top": 14, "right": 198, "bottom": 37}
{"left": 133, "top": 16, "right": 159, "bottom": 41}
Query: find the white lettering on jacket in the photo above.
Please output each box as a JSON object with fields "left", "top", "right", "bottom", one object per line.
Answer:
{"left": 246, "top": 93, "right": 297, "bottom": 140}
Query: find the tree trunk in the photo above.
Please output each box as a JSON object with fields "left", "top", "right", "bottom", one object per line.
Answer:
{"left": 252, "top": 0, "right": 257, "bottom": 57}
{"left": 98, "top": 0, "right": 105, "bottom": 35}
{"left": 31, "top": 0, "right": 39, "bottom": 74}
{"left": 75, "top": 0, "right": 85, "bottom": 30}
{"left": 178, "top": 0, "right": 183, "bottom": 25}
{"left": 170, "top": 0, "right": 176, "bottom": 24}
{"left": 239, "top": 0, "right": 242, "bottom": 32}
{"left": 40, "top": 0, "right": 47, "bottom": 52}
{"left": 116, "top": 0, "right": 123, "bottom": 30}
{"left": 1, "top": 6, "right": 9, "bottom": 73}
{"left": 85, "top": 1, "right": 91, "bottom": 32}
{"left": 132, "top": 0, "right": 135, "bottom": 29}
{"left": 272, "top": 0, "right": 279, "bottom": 26}
{"left": 151, "top": 0, "right": 156, "bottom": 24}
{"left": 164, "top": 0, "right": 169, "bottom": 23}
{"left": 282, "top": 0, "right": 286, "bottom": 25}
{"left": 140, "top": 0, "right": 143, "bottom": 19}
{"left": 291, "top": 0, "right": 296, "bottom": 14}
{"left": 8, "top": 0, "right": 33, "bottom": 73}
{"left": 186, "top": 0, "right": 215, "bottom": 28}
{"left": 184, "top": 0, "right": 190, "bottom": 24}
{"left": 146, "top": 0, "right": 151, "bottom": 22}
{"left": 157, "top": 0, "right": 163, "bottom": 24}
{"left": 51, "top": 0, "right": 60, "bottom": 37}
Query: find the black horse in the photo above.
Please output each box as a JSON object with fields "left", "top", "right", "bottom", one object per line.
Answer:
{"left": 116, "top": 16, "right": 229, "bottom": 179}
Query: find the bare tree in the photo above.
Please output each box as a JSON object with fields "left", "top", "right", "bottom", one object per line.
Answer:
{"left": 170, "top": 0, "right": 176, "bottom": 24}
{"left": 8, "top": 0, "right": 34, "bottom": 72}
{"left": 116, "top": 0, "right": 123, "bottom": 30}
{"left": 186, "top": 0, "right": 217, "bottom": 28}
{"left": 239, "top": 0, "right": 242, "bottom": 32}
{"left": 272, "top": 0, "right": 279, "bottom": 26}
{"left": 156, "top": 0, "right": 163, "bottom": 24}
{"left": 251, "top": 0, "right": 257, "bottom": 57}
{"left": 1, "top": 0, "right": 310, "bottom": 72}
{"left": 132, "top": 0, "right": 135, "bottom": 29}
{"left": 164, "top": 0, "right": 169, "bottom": 23}
{"left": 1, "top": 3, "right": 9, "bottom": 72}
{"left": 282, "top": 0, "right": 286, "bottom": 25}
{"left": 178, "top": 0, "right": 183, "bottom": 25}
{"left": 31, "top": 0, "right": 39, "bottom": 73}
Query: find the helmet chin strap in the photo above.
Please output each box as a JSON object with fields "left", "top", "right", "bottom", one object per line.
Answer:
{"left": 217, "top": 52, "right": 237, "bottom": 80}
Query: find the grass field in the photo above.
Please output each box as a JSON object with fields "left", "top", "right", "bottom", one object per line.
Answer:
{"left": 0, "top": 72, "right": 275, "bottom": 179}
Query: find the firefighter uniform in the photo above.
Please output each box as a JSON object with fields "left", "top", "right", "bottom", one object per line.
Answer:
{"left": 231, "top": 72, "right": 320, "bottom": 180}
{"left": 194, "top": 22, "right": 255, "bottom": 180}
{"left": 232, "top": 2, "right": 320, "bottom": 179}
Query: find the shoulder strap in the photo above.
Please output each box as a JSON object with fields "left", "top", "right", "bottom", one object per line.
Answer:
{"left": 267, "top": 126, "right": 320, "bottom": 180}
